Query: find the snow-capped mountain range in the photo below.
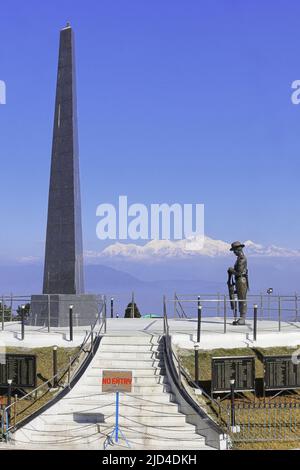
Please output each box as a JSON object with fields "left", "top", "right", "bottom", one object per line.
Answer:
{"left": 85, "top": 236, "right": 300, "bottom": 261}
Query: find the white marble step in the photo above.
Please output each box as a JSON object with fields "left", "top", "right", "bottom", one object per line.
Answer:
{"left": 100, "top": 344, "right": 162, "bottom": 352}
{"left": 101, "top": 336, "right": 161, "bottom": 345}
{"left": 38, "top": 413, "right": 188, "bottom": 427}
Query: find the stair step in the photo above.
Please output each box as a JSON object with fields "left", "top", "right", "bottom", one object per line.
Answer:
{"left": 96, "top": 352, "right": 161, "bottom": 360}
{"left": 101, "top": 336, "right": 161, "bottom": 345}
{"left": 100, "top": 344, "right": 163, "bottom": 352}
{"left": 40, "top": 413, "right": 188, "bottom": 426}
{"left": 64, "top": 394, "right": 174, "bottom": 405}
{"left": 75, "top": 384, "right": 171, "bottom": 394}
{"left": 87, "top": 367, "right": 166, "bottom": 377}
{"left": 84, "top": 375, "right": 167, "bottom": 385}
{"left": 90, "top": 359, "right": 164, "bottom": 368}
{"left": 28, "top": 433, "right": 205, "bottom": 448}
{"left": 40, "top": 422, "right": 201, "bottom": 438}
{"left": 43, "top": 404, "right": 180, "bottom": 418}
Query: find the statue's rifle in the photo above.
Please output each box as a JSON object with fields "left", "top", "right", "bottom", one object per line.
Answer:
{"left": 227, "top": 271, "right": 236, "bottom": 311}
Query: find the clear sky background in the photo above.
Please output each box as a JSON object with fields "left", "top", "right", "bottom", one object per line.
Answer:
{"left": 0, "top": 0, "right": 300, "bottom": 263}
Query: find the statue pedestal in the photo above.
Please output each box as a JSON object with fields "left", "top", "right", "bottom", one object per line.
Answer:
{"left": 30, "top": 294, "right": 102, "bottom": 327}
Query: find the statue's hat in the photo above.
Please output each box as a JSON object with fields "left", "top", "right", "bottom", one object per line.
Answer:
{"left": 230, "top": 241, "right": 245, "bottom": 251}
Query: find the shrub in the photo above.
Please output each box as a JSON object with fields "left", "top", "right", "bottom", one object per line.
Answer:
{"left": 124, "top": 302, "right": 141, "bottom": 318}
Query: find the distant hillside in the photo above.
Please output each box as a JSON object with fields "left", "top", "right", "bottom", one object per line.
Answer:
{"left": 0, "top": 256, "right": 299, "bottom": 315}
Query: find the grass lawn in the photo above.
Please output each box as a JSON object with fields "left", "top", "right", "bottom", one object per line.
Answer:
{"left": 178, "top": 345, "right": 300, "bottom": 450}
{"left": 0, "top": 346, "right": 79, "bottom": 429}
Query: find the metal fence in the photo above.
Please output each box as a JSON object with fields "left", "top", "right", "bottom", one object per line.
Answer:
{"left": 0, "top": 294, "right": 105, "bottom": 332}
{"left": 226, "top": 400, "right": 300, "bottom": 443}
{"left": 169, "top": 293, "right": 300, "bottom": 334}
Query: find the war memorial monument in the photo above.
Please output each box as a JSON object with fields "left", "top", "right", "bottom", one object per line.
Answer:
{"left": 30, "top": 24, "right": 99, "bottom": 327}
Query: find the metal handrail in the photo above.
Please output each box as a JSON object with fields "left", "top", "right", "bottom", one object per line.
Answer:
{"left": 1, "top": 297, "right": 107, "bottom": 436}
{"left": 174, "top": 293, "right": 188, "bottom": 318}
{"left": 166, "top": 293, "right": 300, "bottom": 334}
{"left": 163, "top": 299, "right": 227, "bottom": 422}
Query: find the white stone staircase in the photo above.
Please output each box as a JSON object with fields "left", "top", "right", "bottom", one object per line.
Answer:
{"left": 12, "top": 333, "right": 215, "bottom": 450}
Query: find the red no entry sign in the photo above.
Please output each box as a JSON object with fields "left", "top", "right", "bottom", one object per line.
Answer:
{"left": 102, "top": 370, "right": 133, "bottom": 393}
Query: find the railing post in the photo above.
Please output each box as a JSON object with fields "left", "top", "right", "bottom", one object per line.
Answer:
{"left": 131, "top": 292, "right": 134, "bottom": 318}
{"left": 174, "top": 292, "right": 177, "bottom": 318}
{"left": 69, "top": 305, "right": 73, "bottom": 341}
{"left": 194, "top": 344, "right": 200, "bottom": 384}
{"left": 7, "top": 379, "right": 12, "bottom": 425}
{"left": 224, "top": 295, "right": 227, "bottom": 334}
{"left": 230, "top": 379, "right": 235, "bottom": 429}
{"left": 47, "top": 294, "right": 51, "bottom": 333}
{"left": 2, "top": 296, "right": 4, "bottom": 331}
{"left": 21, "top": 305, "right": 25, "bottom": 340}
{"left": 1, "top": 406, "right": 4, "bottom": 438}
{"left": 53, "top": 346, "right": 58, "bottom": 388}
{"left": 217, "top": 292, "right": 220, "bottom": 317}
{"left": 68, "top": 357, "right": 72, "bottom": 390}
{"left": 14, "top": 394, "right": 17, "bottom": 428}
{"left": 163, "top": 295, "right": 167, "bottom": 335}
{"left": 260, "top": 292, "right": 263, "bottom": 319}
{"left": 295, "top": 293, "right": 298, "bottom": 322}
{"left": 110, "top": 297, "right": 114, "bottom": 319}
{"left": 104, "top": 297, "right": 107, "bottom": 334}
{"left": 234, "top": 297, "right": 238, "bottom": 322}
{"left": 197, "top": 297, "right": 202, "bottom": 343}
{"left": 90, "top": 325, "right": 94, "bottom": 356}
{"left": 253, "top": 304, "right": 258, "bottom": 342}
{"left": 10, "top": 294, "right": 13, "bottom": 322}
{"left": 278, "top": 296, "right": 281, "bottom": 332}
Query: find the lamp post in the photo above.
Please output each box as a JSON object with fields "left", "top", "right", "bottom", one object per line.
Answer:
{"left": 53, "top": 346, "right": 58, "bottom": 389}
{"left": 267, "top": 288, "right": 273, "bottom": 319}
{"left": 230, "top": 379, "right": 235, "bottom": 429}
{"left": 111, "top": 297, "right": 114, "bottom": 319}
{"left": 194, "top": 343, "right": 200, "bottom": 384}
{"left": 197, "top": 297, "right": 202, "bottom": 344}
{"left": 7, "top": 379, "right": 12, "bottom": 422}
{"left": 253, "top": 304, "right": 258, "bottom": 341}
{"left": 21, "top": 305, "right": 25, "bottom": 340}
{"left": 69, "top": 305, "right": 73, "bottom": 342}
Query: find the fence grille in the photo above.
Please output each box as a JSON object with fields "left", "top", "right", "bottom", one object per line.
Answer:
{"left": 226, "top": 400, "right": 300, "bottom": 443}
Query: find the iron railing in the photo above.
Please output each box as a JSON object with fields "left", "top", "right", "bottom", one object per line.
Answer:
{"left": 163, "top": 297, "right": 229, "bottom": 436}
{"left": 167, "top": 293, "right": 300, "bottom": 335}
{"left": 226, "top": 400, "right": 300, "bottom": 443}
{"left": 0, "top": 294, "right": 105, "bottom": 331}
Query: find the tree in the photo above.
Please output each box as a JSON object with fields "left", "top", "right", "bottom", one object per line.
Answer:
{"left": 0, "top": 302, "right": 12, "bottom": 322}
{"left": 16, "top": 303, "right": 31, "bottom": 320}
{"left": 124, "top": 302, "right": 141, "bottom": 318}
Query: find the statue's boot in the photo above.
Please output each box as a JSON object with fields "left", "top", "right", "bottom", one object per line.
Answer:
{"left": 232, "top": 317, "right": 246, "bottom": 326}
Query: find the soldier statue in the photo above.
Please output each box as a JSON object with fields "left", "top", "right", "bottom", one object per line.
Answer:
{"left": 227, "top": 241, "right": 249, "bottom": 325}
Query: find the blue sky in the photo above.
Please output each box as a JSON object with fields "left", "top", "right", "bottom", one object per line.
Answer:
{"left": 1, "top": 0, "right": 300, "bottom": 263}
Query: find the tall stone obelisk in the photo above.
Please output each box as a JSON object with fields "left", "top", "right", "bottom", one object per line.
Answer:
{"left": 43, "top": 23, "right": 84, "bottom": 295}
{"left": 31, "top": 25, "right": 98, "bottom": 327}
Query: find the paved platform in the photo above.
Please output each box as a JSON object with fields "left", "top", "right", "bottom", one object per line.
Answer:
{"left": 0, "top": 317, "right": 299, "bottom": 350}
